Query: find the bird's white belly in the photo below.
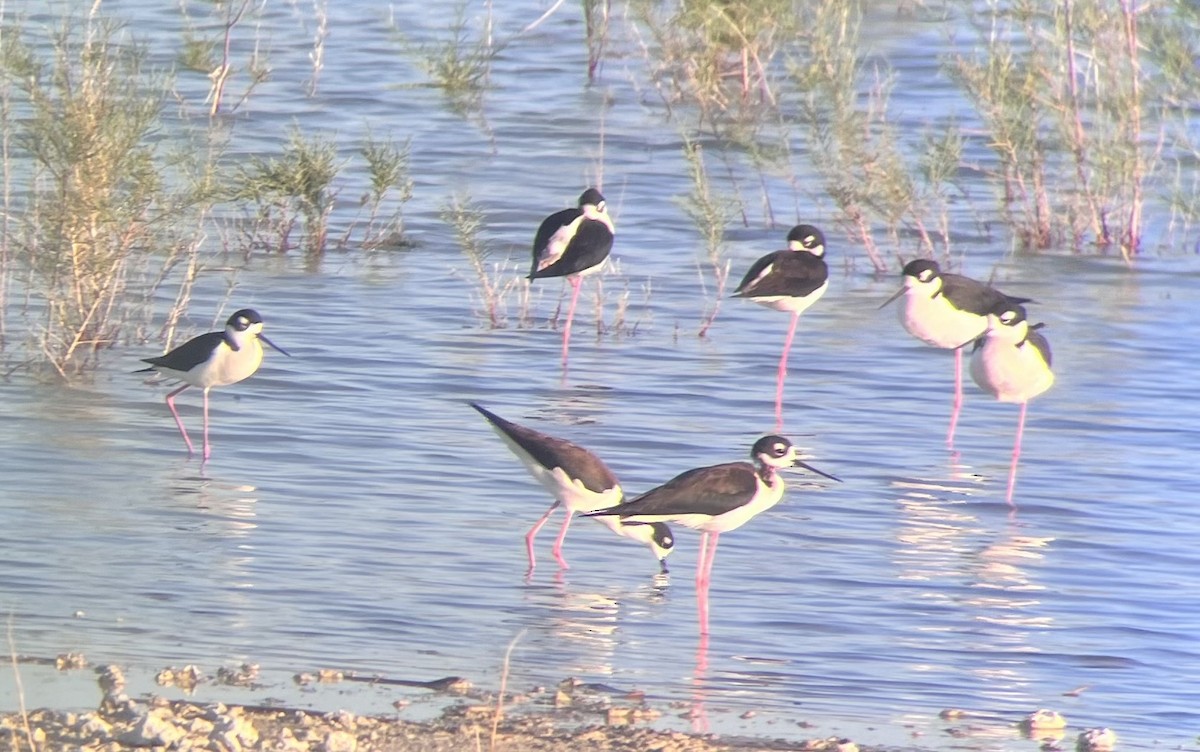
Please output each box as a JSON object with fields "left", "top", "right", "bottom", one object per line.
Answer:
{"left": 752, "top": 281, "right": 828, "bottom": 314}
{"left": 901, "top": 295, "right": 984, "bottom": 349}
{"left": 700, "top": 476, "right": 785, "bottom": 533}
{"left": 970, "top": 341, "right": 1054, "bottom": 403}
{"left": 527, "top": 463, "right": 622, "bottom": 514}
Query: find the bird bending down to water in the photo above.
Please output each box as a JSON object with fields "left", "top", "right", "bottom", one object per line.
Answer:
{"left": 969, "top": 301, "right": 1054, "bottom": 504}
{"left": 470, "top": 402, "right": 675, "bottom": 575}
{"left": 137, "top": 309, "right": 289, "bottom": 461}
{"left": 587, "top": 435, "right": 840, "bottom": 635}
{"left": 880, "top": 258, "right": 1031, "bottom": 447}
{"left": 529, "top": 188, "right": 615, "bottom": 366}
{"left": 733, "top": 225, "right": 829, "bottom": 428}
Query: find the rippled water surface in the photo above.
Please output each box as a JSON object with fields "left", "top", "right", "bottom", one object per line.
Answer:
{"left": 3, "top": 2, "right": 1200, "bottom": 750}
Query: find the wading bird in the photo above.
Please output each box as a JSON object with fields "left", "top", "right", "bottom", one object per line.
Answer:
{"left": 733, "top": 225, "right": 829, "bottom": 428}
{"left": 137, "top": 309, "right": 289, "bottom": 461}
{"left": 529, "top": 188, "right": 615, "bottom": 366}
{"left": 470, "top": 402, "right": 675, "bottom": 575}
{"left": 587, "top": 435, "right": 840, "bottom": 635}
{"left": 969, "top": 301, "right": 1054, "bottom": 504}
{"left": 880, "top": 259, "right": 1031, "bottom": 447}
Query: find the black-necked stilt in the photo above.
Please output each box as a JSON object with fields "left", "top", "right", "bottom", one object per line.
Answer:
{"left": 968, "top": 301, "right": 1054, "bottom": 504}
{"left": 136, "top": 309, "right": 289, "bottom": 461}
{"left": 529, "top": 188, "right": 615, "bottom": 366}
{"left": 733, "top": 225, "right": 829, "bottom": 427}
{"left": 470, "top": 402, "right": 675, "bottom": 574}
{"left": 880, "top": 259, "right": 1031, "bottom": 447}
{"left": 587, "top": 435, "right": 840, "bottom": 635}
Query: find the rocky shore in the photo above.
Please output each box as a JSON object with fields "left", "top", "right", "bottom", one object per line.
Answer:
{"left": 1, "top": 660, "right": 870, "bottom": 752}
{"left": 1, "top": 656, "right": 1118, "bottom": 752}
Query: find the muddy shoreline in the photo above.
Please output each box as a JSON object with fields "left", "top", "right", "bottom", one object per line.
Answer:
{"left": 0, "top": 657, "right": 908, "bottom": 752}
{"left": 1, "top": 655, "right": 1114, "bottom": 752}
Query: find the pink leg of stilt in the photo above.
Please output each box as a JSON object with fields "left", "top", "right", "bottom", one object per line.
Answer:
{"left": 695, "top": 532, "right": 710, "bottom": 634}
{"left": 690, "top": 631, "right": 711, "bottom": 733}
{"left": 561, "top": 276, "right": 583, "bottom": 366}
{"left": 697, "top": 532, "right": 719, "bottom": 636}
{"left": 164, "top": 384, "right": 195, "bottom": 457}
{"left": 702, "top": 532, "right": 719, "bottom": 586}
{"left": 1005, "top": 402, "right": 1028, "bottom": 505}
{"left": 775, "top": 313, "right": 800, "bottom": 430}
{"left": 201, "top": 387, "right": 212, "bottom": 462}
{"left": 947, "top": 347, "right": 964, "bottom": 448}
{"left": 525, "top": 501, "right": 561, "bottom": 572}
{"left": 550, "top": 509, "right": 575, "bottom": 569}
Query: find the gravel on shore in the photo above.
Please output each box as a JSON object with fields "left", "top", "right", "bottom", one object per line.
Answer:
{"left": 0, "top": 661, "right": 874, "bottom": 752}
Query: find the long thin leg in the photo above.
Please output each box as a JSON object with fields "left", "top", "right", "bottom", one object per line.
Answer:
{"left": 702, "top": 532, "right": 720, "bottom": 587}
{"left": 947, "top": 347, "right": 964, "bottom": 448}
{"left": 690, "top": 631, "right": 711, "bottom": 733}
{"left": 561, "top": 276, "right": 583, "bottom": 366}
{"left": 164, "top": 384, "right": 195, "bottom": 457}
{"left": 697, "top": 532, "right": 720, "bottom": 636}
{"left": 525, "top": 500, "right": 561, "bottom": 572}
{"left": 550, "top": 509, "right": 575, "bottom": 569}
{"left": 1005, "top": 402, "right": 1028, "bottom": 505}
{"left": 201, "top": 387, "right": 212, "bottom": 462}
{"left": 775, "top": 313, "right": 800, "bottom": 430}
{"left": 696, "top": 532, "right": 710, "bottom": 635}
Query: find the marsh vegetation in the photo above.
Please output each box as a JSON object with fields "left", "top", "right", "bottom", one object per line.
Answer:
{"left": 0, "top": 0, "right": 1197, "bottom": 375}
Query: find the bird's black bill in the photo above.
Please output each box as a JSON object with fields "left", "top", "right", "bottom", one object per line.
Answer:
{"left": 877, "top": 286, "right": 905, "bottom": 310}
{"left": 659, "top": 558, "right": 670, "bottom": 575}
{"left": 795, "top": 459, "right": 842, "bottom": 483}
{"left": 260, "top": 334, "right": 291, "bottom": 357}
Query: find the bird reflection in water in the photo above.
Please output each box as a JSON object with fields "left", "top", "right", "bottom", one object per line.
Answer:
{"left": 892, "top": 468, "right": 1056, "bottom": 741}
{"left": 689, "top": 632, "right": 712, "bottom": 734}
{"left": 520, "top": 575, "right": 670, "bottom": 678}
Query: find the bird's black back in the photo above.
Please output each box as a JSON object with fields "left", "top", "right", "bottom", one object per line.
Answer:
{"left": 611, "top": 461, "right": 759, "bottom": 519}
{"left": 940, "top": 273, "right": 1031, "bottom": 316}
{"left": 734, "top": 250, "right": 827, "bottom": 299}
{"left": 470, "top": 402, "right": 619, "bottom": 493}
{"left": 137, "top": 331, "right": 225, "bottom": 373}
{"left": 529, "top": 210, "right": 613, "bottom": 280}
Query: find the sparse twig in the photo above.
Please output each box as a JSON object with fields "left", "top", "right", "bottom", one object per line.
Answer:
{"left": 489, "top": 629, "right": 526, "bottom": 751}
{"left": 7, "top": 615, "right": 36, "bottom": 752}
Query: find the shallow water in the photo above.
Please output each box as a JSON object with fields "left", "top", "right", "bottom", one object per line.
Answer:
{"left": 2, "top": 2, "right": 1200, "bottom": 750}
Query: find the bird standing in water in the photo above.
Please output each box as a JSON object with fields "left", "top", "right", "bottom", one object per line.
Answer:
{"left": 529, "top": 188, "right": 615, "bottom": 366}
{"left": 137, "top": 309, "right": 289, "bottom": 461}
{"left": 587, "top": 435, "right": 840, "bottom": 635}
{"left": 470, "top": 402, "right": 675, "bottom": 575}
{"left": 733, "top": 225, "right": 829, "bottom": 429}
{"left": 969, "top": 301, "right": 1054, "bottom": 504}
{"left": 880, "top": 259, "right": 1030, "bottom": 447}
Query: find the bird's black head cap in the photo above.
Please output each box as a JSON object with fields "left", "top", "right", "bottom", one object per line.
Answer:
{"left": 227, "top": 309, "right": 264, "bottom": 331}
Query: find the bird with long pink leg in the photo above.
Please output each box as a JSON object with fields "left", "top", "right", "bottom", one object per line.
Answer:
{"left": 471, "top": 402, "right": 675, "bottom": 576}
{"left": 528, "top": 188, "right": 615, "bottom": 367}
{"left": 969, "top": 301, "right": 1054, "bottom": 505}
{"left": 733, "top": 225, "right": 829, "bottom": 429}
{"left": 880, "top": 259, "right": 1031, "bottom": 448}
{"left": 587, "top": 435, "right": 840, "bottom": 636}
{"left": 137, "top": 309, "right": 289, "bottom": 461}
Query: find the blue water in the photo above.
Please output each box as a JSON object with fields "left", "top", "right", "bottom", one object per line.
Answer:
{"left": 2, "top": 2, "right": 1199, "bottom": 750}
